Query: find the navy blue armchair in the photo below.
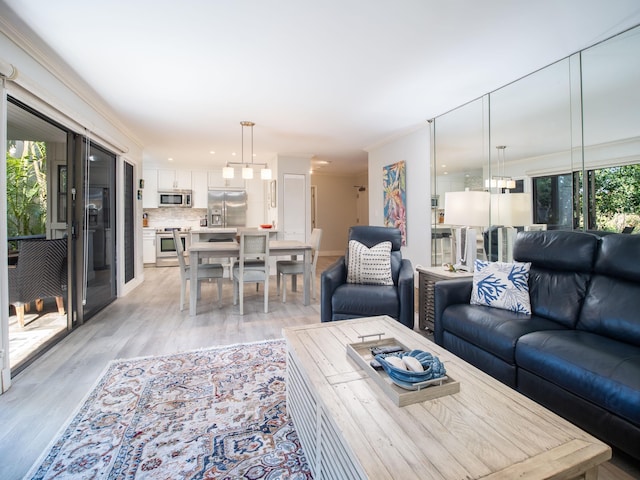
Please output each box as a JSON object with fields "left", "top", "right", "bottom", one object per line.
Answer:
{"left": 321, "top": 226, "right": 414, "bottom": 328}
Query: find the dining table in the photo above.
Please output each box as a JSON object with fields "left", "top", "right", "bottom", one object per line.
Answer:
{"left": 187, "top": 240, "right": 313, "bottom": 315}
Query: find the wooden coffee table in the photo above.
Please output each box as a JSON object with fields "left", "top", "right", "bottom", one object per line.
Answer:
{"left": 283, "top": 316, "right": 611, "bottom": 479}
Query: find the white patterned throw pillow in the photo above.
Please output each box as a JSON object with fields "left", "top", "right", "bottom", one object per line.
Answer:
{"left": 347, "top": 240, "right": 393, "bottom": 285}
{"left": 471, "top": 260, "right": 532, "bottom": 314}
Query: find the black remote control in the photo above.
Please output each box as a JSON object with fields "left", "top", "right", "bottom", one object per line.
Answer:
{"left": 370, "top": 345, "right": 405, "bottom": 356}
{"left": 370, "top": 359, "right": 383, "bottom": 370}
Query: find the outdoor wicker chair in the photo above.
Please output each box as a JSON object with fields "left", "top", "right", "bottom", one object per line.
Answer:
{"left": 8, "top": 238, "right": 67, "bottom": 327}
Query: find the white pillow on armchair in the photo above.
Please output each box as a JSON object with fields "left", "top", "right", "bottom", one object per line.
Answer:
{"left": 346, "top": 240, "right": 393, "bottom": 286}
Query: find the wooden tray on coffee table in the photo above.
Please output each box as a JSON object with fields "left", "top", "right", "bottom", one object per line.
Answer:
{"left": 346, "top": 334, "right": 460, "bottom": 407}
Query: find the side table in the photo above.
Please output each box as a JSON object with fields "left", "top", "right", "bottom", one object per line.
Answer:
{"left": 417, "top": 266, "right": 473, "bottom": 331}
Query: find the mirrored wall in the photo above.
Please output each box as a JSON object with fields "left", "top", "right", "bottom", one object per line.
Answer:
{"left": 431, "top": 24, "right": 640, "bottom": 267}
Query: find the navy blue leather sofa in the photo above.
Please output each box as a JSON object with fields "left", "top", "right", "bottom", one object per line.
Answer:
{"left": 321, "top": 226, "right": 414, "bottom": 329}
{"left": 434, "top": 230, "right": 640, "bottom": 460}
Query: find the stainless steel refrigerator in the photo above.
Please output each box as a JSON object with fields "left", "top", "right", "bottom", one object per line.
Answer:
{"left": 207, "top": 190, "right": 247, "bottom": 227}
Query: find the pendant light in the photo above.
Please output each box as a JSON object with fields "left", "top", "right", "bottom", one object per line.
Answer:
{"left": 485, "top": 145, "right": 516, "bottom": 190}
{"left": 261, "top": 167, "right": 272, "bottom": 180}
{"left": 222, "top": 165, "right": 234, "bottom": 178}
{"left": 222, "top": 121, "right": 272, "bottom": 180}
{"left": 241, "top": 121, "right": 254, "bottom": 179}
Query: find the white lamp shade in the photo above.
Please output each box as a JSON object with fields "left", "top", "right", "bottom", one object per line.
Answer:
{"left": 491, "top": 193, "right": 532, "bottom": 226}
{"left": 444, "top": 190, "right": 490, "bottom": 227}
{"left": 260, "top": 167, "right": 272, "bottom": 180}
{"left": 222, "top": 166, "right": 234, "bottom": 179}
{"left": 242, "top": 166, "right": 254, "bottom": 179}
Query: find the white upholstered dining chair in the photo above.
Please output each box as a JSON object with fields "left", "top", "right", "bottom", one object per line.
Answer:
{"left": 276, "top": 228, "right": 322, "bottom": 303}
{"left": 174, "top": 229, "right": 224, "bottom": 311}
{"left": 233, "top": 230, "right": 270, "bottom": 314}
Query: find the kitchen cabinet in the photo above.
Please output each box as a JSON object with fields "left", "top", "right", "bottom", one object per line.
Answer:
{"left": 143, "top": 228, "right": 156, "bottom": 264}
{"left": 142, "top": 169, "right": 158, "bottom": 208}
{"left": 192, "top": 170, "right": 208, "bottom": 208}
{"left": 195, "top": 168, "right": 246, "bottom": 208}
{"left": 143, "top": 167, "right": 247, "bottom": 210}
{"left": 158, "top": 169, "right": 192, "bottom": 190}
{"left": 176, "top": 170, "right": 193, "bottom": 189}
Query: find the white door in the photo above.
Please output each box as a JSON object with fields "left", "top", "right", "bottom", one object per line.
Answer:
{"left": 283, "top": 174, "right": 306, "bottom": 241}
{"left": 356, "top": 186, "right": 369, "bottom": 224}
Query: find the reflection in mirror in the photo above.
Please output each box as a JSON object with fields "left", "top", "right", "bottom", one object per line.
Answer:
{"left": 489, "top": 58, "right": 573, "bottom": 194}
{"left": 489, "top": 57, "right": 573, "bottom": 256}
{"left": 581, "top": 26, "right": 640, "bottom": 232}
{"left": 432, "top": 97, "right": 487, "bottom": 266}
{"left": 432, "top": 23, "right": 640, "bottom": 266}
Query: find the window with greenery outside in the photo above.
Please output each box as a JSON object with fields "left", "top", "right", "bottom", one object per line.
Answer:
{"left": 534, "top": 165, "right": 640, "bottom": 233}
{"left": 594, "top": 165, "right": 640, "bottom": 232}
{"left": 6, "top": 140, "right": 47, "bottom": 247}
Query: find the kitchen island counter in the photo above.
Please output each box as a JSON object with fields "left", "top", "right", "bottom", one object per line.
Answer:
{"left": 190, "top": 227, "right": 238, "bottom": 234}
{"left": 191, "top": 227, "right": 279, "bottom": 243}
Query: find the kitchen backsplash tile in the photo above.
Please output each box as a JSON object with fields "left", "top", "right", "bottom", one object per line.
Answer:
{"left": 143, "top": 208, "right": 207, "bottom": 229}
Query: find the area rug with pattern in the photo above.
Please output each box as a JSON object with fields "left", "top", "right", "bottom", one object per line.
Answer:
{"left": 24, "top": 339, "right": 312, "bottom": 479}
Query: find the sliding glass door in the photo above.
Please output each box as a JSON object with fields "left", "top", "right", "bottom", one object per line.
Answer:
{"left": 73, "top": 138, "right": 117, "bottom": 322}
{"left": 5, "top": 98, "right": 72, "bottom": 372}
{"left": 4, "top": 98, "right": 118, "bottom": 374}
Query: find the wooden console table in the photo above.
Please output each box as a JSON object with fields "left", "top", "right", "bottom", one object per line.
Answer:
{"left": 417, "top": 266, "right": 473, "bottom": 331}
{"left": 284, "top": 316, "right": 610, "bottom": 479}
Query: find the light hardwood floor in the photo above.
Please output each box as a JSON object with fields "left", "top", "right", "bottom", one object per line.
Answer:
{"left": 0, "top": 257, "right": 638, "bottom": 479}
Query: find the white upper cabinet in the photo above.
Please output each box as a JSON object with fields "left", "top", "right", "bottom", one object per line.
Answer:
{"left": 142, "top": 169, "right": 158, "bottom": 208}
{"left": 191, "top": 170, "right": 208, "bottom": 208}
{"left": 143, "top": 167, "right": 251, "bottom": 210}
{"left": 158, "top": 169, "right": 192, "bottom": 190}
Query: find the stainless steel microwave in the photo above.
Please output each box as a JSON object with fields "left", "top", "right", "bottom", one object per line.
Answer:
{"left": 158, "top": 190, "right": 192, "bottom": 207}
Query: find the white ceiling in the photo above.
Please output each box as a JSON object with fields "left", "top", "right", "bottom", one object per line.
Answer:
{"left": 2, "top": 0, "right": 640, "bottom": 175}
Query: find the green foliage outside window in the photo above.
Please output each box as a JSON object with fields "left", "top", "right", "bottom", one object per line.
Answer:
{"left": 533, "top": 165, "right": 639, "bottom": 232}
{"left": 594, "top": 164, "right": 640, "bottom": 232}
{"left": 6, "top": 140, "right": 47, "bottom": 238}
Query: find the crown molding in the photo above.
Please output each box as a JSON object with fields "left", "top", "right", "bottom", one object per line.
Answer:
{"left": 0, "top": 9, "right": 144, "bottom": 149}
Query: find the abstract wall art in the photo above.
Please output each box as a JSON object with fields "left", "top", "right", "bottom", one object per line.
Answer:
{"left": 383, "top": 160, "right": 407, "bottom": 245}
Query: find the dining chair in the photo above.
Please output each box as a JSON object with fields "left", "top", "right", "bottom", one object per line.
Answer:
{"left": 174, "top": 229, "right": 224, "bottom": 311}
{"left": 233, "top": 231, "right": 270, "bottom": 314}
{"left": 8, "top": 238, "right": 67, "bottom": 327}
{"left": 276, "top": 228, "right": 323, "bottom": 303}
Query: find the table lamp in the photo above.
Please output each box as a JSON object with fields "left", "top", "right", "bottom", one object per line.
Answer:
{"left": 491, "top": 192, "right": 532, "bottom": 262}
{"left": 444, "top": 189, "right": 490, "bottom": 272}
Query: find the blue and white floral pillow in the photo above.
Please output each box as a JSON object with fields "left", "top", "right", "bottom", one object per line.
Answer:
{"left": 470, "top": 260, "right": 532, "bottom": 314}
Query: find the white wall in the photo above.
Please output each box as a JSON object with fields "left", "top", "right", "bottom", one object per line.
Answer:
{"left": 367, "top": 125, "right": 431, "bottom": 273}
{"left": 311, "top": 173, "right": 362, "bottom": 256}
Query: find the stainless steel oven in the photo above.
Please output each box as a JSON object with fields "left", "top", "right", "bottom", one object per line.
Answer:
{"left": 155, "top": 228, "right": 191, "bottom": 267}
